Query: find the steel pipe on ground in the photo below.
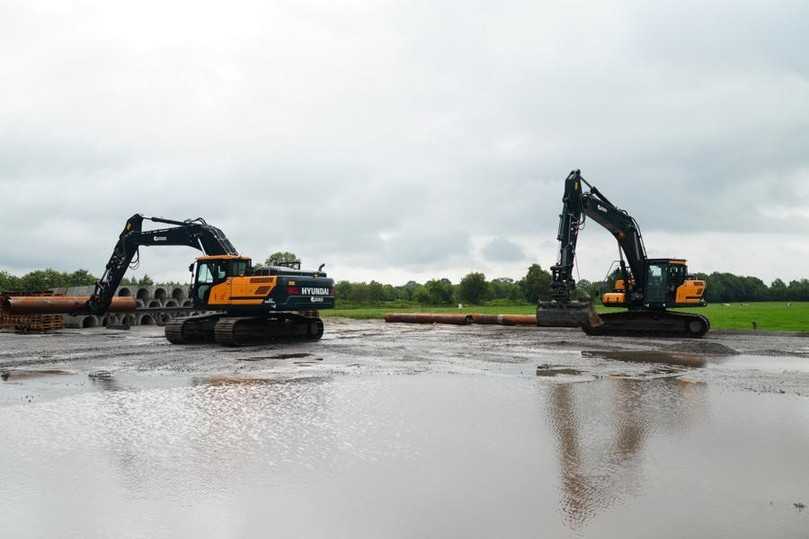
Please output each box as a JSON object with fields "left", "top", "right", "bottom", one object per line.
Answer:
{"left": 495, "top": 314, "right": 537, "bottom": 326}
{"left": 470, "top": 314, "right": 499, "bottom": 324}
{"left": 2, "top": 296, "right": 137, "bottom": 315}
{"left": 384, "top": 313, "right": 473, "bottom": 325}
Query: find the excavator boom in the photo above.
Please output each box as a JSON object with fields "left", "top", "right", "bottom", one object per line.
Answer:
{"left": 88, "top": 215, "right": 238, "bottom": 315}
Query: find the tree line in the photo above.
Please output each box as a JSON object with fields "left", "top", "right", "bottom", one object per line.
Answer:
{"left": 334, "top": 270, "right": 809, "bottom": 305}
{"left": 0, "top": 269, "right": 172, "bottom": 292}
{"left": 2, "top": 265, "right": 809, "bottom": 304}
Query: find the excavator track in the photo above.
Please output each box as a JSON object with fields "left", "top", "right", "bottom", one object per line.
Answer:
{"left": 583, "top": 310, "right": 710, "bottom": 338}
{"left": 213, "top": 314, "right": 324, "bottom": 346}
{"left": 164, "top": 314, "right": 222, "bottom": 344}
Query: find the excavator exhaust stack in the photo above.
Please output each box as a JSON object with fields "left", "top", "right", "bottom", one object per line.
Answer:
{"left": 536, "top": 300, "right": 604, "bottom": 329}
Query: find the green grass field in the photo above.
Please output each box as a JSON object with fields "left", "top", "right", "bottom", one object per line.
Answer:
{"left": 322, "top": 301, "right": 809, "bottom": 333}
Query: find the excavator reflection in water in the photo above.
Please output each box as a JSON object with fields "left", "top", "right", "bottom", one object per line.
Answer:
{"left": 545, "top": 375, "right": 707, "bottom": 528}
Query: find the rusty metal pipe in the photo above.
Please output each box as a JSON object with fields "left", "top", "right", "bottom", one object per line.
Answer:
{"left": 470, "top": 314, "right": 499, "bottom": 324}
{"left": 2, "top": 296, "right": 137, "bottom": 315}
{"left": 384, "top": 313, "right": 473, "bottom": 325}
{"left": 496, "top": 314, "right": 538, "bottom": 326}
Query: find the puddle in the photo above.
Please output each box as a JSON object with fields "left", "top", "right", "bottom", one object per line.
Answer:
{"left": 1, "top": 374, "right": 807, "bottom": 538}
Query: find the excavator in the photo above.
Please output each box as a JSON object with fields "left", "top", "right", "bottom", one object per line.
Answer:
{"left": 537, "top": 170, "right": 710, "bottom": 337}
{"left": 88, "top": 214, "right": 335, "bottom": 345}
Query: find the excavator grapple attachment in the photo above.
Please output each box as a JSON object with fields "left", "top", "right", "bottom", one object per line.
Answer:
{"left": 536, "top": 301, "right": 603, "bottom": 329}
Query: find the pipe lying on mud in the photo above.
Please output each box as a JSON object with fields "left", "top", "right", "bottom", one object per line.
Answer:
{"left": 470, "top": 314, "right": 500, "bottom": 324}
{"left": 471, "top": 314, "right": 538, "bottom": 326}
{"left": 1, "top": 296, "right": 137, "bottom": 315}
{"left": 496, "top": 314, "right": 538, "bottom": 326}
{"left": 384, "top": 313, "right": 538, "bottom": 326}
{"left": 384, "top": 313, "right": 474, "bottom": 325}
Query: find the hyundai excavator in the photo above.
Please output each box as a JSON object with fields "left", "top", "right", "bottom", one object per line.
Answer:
{"left": 537, "top": 170, "right": 710, "bottom": 337}
{"left": 87, "top": 214, "right": 335, "bottom": 345}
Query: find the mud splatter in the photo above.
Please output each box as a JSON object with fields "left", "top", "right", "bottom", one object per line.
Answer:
{"left": 1, "top": 369, "right": 73, "bottom": 381}
{"left": 582, "top": 350, "right": 706, "bottom": 368}
{"left": 536, "top": 364, "right": 584, "bottom": 377}
{"left": 238, "top": 352, "right": 313, "bottom": 361}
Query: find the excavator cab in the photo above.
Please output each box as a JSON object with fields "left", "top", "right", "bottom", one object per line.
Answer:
{"left": 602, "top": 259, "right": 705, "bottom": 308}
{"left": 191, "top": 256, "right": 251, "bottom": 306}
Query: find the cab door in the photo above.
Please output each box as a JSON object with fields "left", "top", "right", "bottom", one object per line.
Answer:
{"left": 194, "top": 261, "right": 231, "bottom": 307}
{"left": 644, "top": 263, "right": 667, "bottom": 305}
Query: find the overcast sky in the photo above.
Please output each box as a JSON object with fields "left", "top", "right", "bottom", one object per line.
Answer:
{"left": 1, "top": 0, "right": 807, "bottom": 285}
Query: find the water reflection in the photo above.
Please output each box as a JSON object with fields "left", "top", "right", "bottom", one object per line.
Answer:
{"left": 581, "top": 350, "right": 706, "bottom": 368}
{"left": 547, "top": 378, "right": 707, "bottom": 529}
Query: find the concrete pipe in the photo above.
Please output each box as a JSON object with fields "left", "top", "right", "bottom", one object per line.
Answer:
{"left": 137, "top": 314, "right": 155, "bottom": 325}
{"left": 63, "top": 315, "right": 84, "bottom": 329}
{"left": 82, "top": 316, "right": 100, "bottom": 328}
{"left": 147, "top": 300, "right": 163, "bottom": 309}
{"left": 136, "top": 300, "right": 145, "bottom": 309}
{"left": 171, "top": 287, "right": 187, "bottom": 302}
{"left": 154, "top": 288, "right": 167, "bottom": 302}
{"left": 117, "top": 287, "right": 132, "bottom": 297}
{"left": 136, "top": 288, "right": 151, "bottom": 302}
{"left": 156, "top": 312, "right": 171, "bottom": 326}
{"left": 164, "top": 300, "right": 179, "bottom": 308}
{"left": 122, "top": 314, "right": 136, "bottom": 326}
{"left": 182, "top": 300, "right": 193, "bottom": 308}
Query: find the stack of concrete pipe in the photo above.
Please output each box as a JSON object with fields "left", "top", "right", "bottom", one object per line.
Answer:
{"left": 54, "top": 284, "right": 198, "bottom": 329}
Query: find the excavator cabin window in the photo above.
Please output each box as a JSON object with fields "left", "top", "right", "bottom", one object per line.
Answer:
{"left": 196, "top": 260, "right": 248, "bottom": 284}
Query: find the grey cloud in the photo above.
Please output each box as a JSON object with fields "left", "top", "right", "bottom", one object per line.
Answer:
{"left": 0, "top": 0, "right": 807, "bottom": 283}
{"left": 482, "top": 237, "right": 526, "bottom": 262}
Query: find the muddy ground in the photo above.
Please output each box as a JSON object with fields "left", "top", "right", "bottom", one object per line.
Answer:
{"left": 1, "top": 320, "right": 808, "bottom": 538}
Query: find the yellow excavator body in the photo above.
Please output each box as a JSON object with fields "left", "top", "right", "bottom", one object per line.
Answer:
{"left": 600, "top": 272, "right": 706, "bottom": 307}
{"left": 675, "top": 279, "right": 706, "bottom": 305}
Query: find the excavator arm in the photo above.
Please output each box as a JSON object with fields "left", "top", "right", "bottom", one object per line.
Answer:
{"left": 87, "top": 215, "right": 239, "bottom": 314}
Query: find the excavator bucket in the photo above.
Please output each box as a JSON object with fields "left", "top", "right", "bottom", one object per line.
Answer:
{"left": 536, "top": 300, "right": 604, "bottom": 329}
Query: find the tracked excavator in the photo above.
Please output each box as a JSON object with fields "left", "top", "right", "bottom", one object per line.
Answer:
{"left": 87, "top": 214, "right": 334, "bottom": 346}
{"left": 537, "top": 170, "right": 710, "bottom": 337}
